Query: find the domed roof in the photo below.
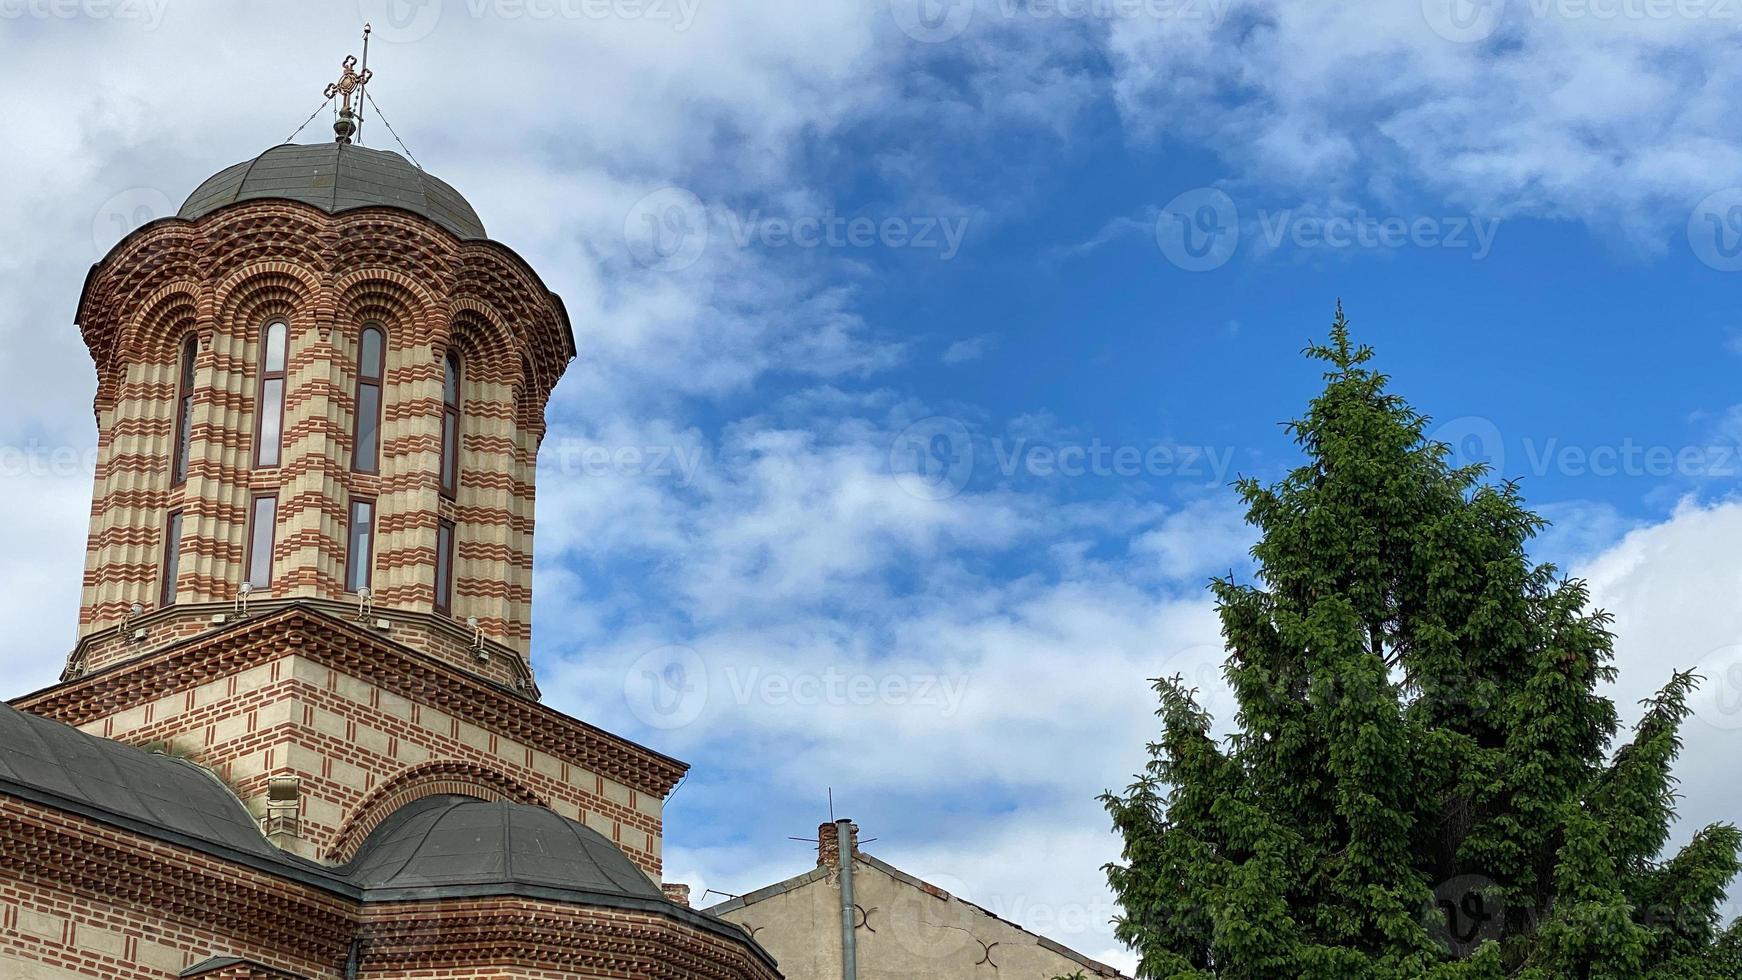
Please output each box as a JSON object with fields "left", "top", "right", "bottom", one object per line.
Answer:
{"left": 345, "top": 795, "right": 663, "bottom": 900}
{"left": 0, "top": 701, "right": 284, "bottom": 864}
{"left": 178, "top": 142, "right": 486, "bottom": 240}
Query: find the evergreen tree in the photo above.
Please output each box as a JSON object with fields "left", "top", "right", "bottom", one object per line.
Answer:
{"left": 1103, "top": 305, "right": 1742, "bottom": 979}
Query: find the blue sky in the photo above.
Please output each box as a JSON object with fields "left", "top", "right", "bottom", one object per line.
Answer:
{"left": 6, "top": 1, "right": 1742, "bottom": 970}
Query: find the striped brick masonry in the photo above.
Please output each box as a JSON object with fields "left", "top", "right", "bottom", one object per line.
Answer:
{"left": 71, "top": 199, "right": 574, "bottom": 682}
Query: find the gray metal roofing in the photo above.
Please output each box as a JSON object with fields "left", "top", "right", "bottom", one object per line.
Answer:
{"left": 344, "top": 795, "right": 663, "bottom": 900}
{"left": 178, "top": 142, "right": 487, "bottom": 240}
{"left": 0, "top": 699, "right": 768, "bottom": 963}
{"left": 0, "top": 699, "right": 284, "bottom": 862}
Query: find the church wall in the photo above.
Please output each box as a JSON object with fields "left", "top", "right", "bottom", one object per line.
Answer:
{"left": 69, "top": 650, "right": 663, "bottom": 873}
{"left": 0, "top": 874, "right": 329, "bottom": 979}
{"left": 0, "top": 798, "right": 344, "bottom": 979}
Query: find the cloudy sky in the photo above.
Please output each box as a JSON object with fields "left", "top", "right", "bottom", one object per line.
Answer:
{"left": 6, "top": 0, "right": 1742, "bottom": 970}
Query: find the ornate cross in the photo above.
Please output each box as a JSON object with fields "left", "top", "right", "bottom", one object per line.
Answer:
{"left": 324, "top": 55, "right": 372, "bottom": 115}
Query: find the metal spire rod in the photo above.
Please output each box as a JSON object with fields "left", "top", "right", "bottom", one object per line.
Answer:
{"left": 356, "top": 23, "right": 372, "bottom": 144}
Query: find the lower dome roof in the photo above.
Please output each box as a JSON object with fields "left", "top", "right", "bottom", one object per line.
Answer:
{"left": 345, "top": 794, "right": 662, "bottom": 900}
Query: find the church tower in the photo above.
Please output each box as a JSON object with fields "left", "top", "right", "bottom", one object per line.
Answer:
{"left": 69, "top": 121, "right": 564, "bottom": 693}
{"left": 0, "top": 58, "right": 776, "bottom": 980}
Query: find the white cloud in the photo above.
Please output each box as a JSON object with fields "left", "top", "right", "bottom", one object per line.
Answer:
{"left": 1579, "top": 496, "right": 1742, "bottom": 905}
{"left": 1102, "top": 2, "right": 1742, "bottom": 241}
{"left": 941, "top": 334, "right": 996, "bottom": 364}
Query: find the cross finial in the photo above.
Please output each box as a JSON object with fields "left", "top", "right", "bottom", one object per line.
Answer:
{"left": 325, "top": 49, "right": 373, "bottom": 144}
{"left": 325, "top": 55, "right": 371, "bottom": 114}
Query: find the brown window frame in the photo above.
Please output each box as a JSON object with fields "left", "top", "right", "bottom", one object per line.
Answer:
{"left": 346, "top": 497, "right": 376, "bottom": 594}
{"left": 434, "top": 518, "right": 456, "bottom": 615}
{"left": 245, "top": 492, "right": 278, "bottom": 591}
{"left": 253, "top": 319, "right": 288, "bottom": 470}
{"left": 440, "top": 350, "right": 461, "bottom": 499}
{"left": 170, "top": 335, "right": 197, "bottom": 487}
{"left": 160, "top": 510, "right": 183, "bottom": 608}
{"left": 352, "top": 324, "right": 386, "bottom": 474}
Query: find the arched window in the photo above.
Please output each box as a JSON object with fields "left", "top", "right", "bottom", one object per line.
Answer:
{"left": 170, "top": 334, "right": 197, "bottom": 486}
{"left": 254, "top": 320, "right": 288, "bottom": 469}
{"left": 353, "top": 325, "right": 385, "bottom": 473}
{"left": 440, "top": 350, "right": 461, "bottom": 499}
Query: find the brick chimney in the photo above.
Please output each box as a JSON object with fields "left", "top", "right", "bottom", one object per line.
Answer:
{"left": 817, "top": 819, "right": 859, "bottom": 868}
{"left": 662, "top": 882, "right": 692, "bottom": 908}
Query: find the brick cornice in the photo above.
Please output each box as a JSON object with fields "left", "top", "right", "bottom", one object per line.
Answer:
{"left": 14, "top": 603, "right": 689, "bottom": 798}
{"left": 0, "top": 795, "right": 353, "bottom": 966}
{"left": 358, "top": 899, "right": 782, "bottom": 979}
{"left": 0, "top": 794, "right": 776, "bottom": 979}
{"left": 77, "top": 200, "right": 575, "bottom": 398}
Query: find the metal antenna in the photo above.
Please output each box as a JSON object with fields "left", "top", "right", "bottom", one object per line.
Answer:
{"left": 356, "top": 23, "right": 372, "bottom": 144}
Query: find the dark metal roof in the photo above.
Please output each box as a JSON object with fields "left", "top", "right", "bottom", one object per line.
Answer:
{"left": 0, "top": 696, "right": 768, "bottom": 965}
{"left": 178, "top": 142, "right": 487, "bottom": 240}
{"left": 182, "top": 955, "right": 308, "bottom": 979}
{"left": 345, "top": 795, "right": 663, "bottom": 901}
{"left": 0, "top": 699, "right": 280, "bottom": 862}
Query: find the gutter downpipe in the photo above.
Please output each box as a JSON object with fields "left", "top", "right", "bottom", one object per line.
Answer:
{"left": 837, "top": 819, "right": 858, "bottom": 980}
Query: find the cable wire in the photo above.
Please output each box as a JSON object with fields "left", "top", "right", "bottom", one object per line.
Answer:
{"left": 283, "top": 95, "right": 336, "bottom": 145}
{"left": 364, "top": 89, "right": 421, "bottom": 169}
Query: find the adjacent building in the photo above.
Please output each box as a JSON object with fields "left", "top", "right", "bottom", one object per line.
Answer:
{"left": 710, "top": 822, "right": 1130, "bottom": 980}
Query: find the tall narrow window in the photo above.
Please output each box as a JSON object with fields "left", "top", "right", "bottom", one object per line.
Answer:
{"left": 160, "top": 510, "right": 183, "bottom": 608}
{"left": 170, "top": 336, "right": 197, "bottom": 486}
{"left": 246, "top": 493, "right": 278, "bottom": 590}
{"left": 254, "top": 320, "right": 288, "bottom": 468}
{"left": 353, "top": 325, "right": 385, "bottom": 473}
{"left": 346, "top": 498, "right": 375, "bottom": 593}
{"left": 434, "top": 518, "right": 455, "bottom": 614}
{"left": 440, "top": 351, "right": 461, "bottom": 499}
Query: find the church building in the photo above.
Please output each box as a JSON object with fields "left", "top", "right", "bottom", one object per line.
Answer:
{"left": 0, "top": 60, "right": 778, "bottom": 980}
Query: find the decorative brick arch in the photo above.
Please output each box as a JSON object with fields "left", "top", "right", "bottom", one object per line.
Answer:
{"left": 445, "top": 298, "right": 522, "bottom": 389}
{"left": 326, "top": 760, "right": 548, "bottom": 862}
{"left": 335, "top": 268, "right": 441, "bottom": 345}
{"left": 120, "top": 280, "right": 202, "bottom": 364}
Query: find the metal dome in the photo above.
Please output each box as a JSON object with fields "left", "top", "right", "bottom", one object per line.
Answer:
{"left": 345, "top": 795, "right": 663, "bottom": 900}
{"left": 178, "top": 142, "right": 486, "bottom": 240}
